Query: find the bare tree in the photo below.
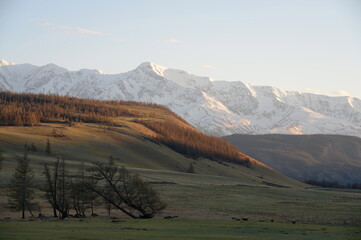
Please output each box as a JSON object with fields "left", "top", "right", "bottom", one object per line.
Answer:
{"left": 105, "top": 155, "right": 115, "bottom": 215}
{"left": 70, "top": 165, "right": 90, "bottom": 217}
{"left": 58, "top": 158, "right": 70, "bottom": 218}
{"left": 84, "top": 175, "right": 99, "bottom": 216}
{"left": 43, "top": 157, "right": 60, "bottom": 217}
{"left": 7, "top": 152, "right": 38, "bottom": 219}
{"left": 88, "top": 163, "right": 166, "bottom": 219}
{"left": 43, "top": 156, "right": 70, "bottom": 219}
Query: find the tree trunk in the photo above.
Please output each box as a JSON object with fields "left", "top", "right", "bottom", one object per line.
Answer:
{"left": 25, "top": 201, "right": 35, "bottom": 219}
{"left": 90, "top": 199, "right": 94, "bottom": 215}
{"left": 53, "top": 207, "right": 58, "bottom": 218}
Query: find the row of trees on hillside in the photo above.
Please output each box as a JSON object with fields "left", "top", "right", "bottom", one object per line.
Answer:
{"left": 304, "top": 179, "right": 361, "bottom": 190}
{"left": 0, "top": 91, "right": 178, "bottom": 126}
{"left": 137, "top": 120, "right": 252, "bottom": 167}
{"left": 6, "top": 153, "right": 165, "bottom": 219}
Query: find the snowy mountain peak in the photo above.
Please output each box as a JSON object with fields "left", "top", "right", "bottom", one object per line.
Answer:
{"left": 0, "top": 61, "right": 360, "bottom": 137}
{"left": 0, "top": 59, "right": 16, "bottom": 66}
{"left": 135, "top": 62, "right": 213, "bottom": 88}
{"left": 136, "top": 62, "right": 167, "bottom": 76}
{"left": 40, "top": 63, "right": 68, "bottom": 73}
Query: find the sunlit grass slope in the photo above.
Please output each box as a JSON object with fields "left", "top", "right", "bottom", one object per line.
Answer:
{"left": 0, "top": 122, "right": 303, "bottom": 189}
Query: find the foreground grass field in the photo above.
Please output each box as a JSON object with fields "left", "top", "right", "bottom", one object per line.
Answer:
{"left": 1, "top": 121, "right": 360, "bottom": 239}
{"left": 1, "top": 167, "right": 360, "bottom": 239}
{"left": 1, "top": 218, "right": 360, "bottom": 240}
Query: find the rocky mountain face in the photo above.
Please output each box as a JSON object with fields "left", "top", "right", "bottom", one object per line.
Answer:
{"left": 223, "top": 134, "right": 361, "bottom": 185}
{"left": 1, "top": 60, "right": 360, "bottom": 137}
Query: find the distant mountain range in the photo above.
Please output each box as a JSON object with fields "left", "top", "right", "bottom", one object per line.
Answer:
{"left": 1, "top": 59, "right": 360, "bottom": 137}
{"left": 223, "top": 134, "right": 361, "bottom": 184}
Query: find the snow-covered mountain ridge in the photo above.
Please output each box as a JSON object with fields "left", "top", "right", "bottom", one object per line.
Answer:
{"left": 1, "top": 60, "right": 360, "bottom": 137}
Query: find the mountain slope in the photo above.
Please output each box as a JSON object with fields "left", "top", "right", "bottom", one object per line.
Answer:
{"left": 223, "top": 134, "right": 361, "bottom": 184}
{"left": 0, "top": 92, "right": 304, "bottom": 189}
{"left": 1, "top": 60, "right": 360, "bottom": 137}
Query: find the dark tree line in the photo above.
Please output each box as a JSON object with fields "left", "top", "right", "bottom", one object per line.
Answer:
{"left": 0, "top": 91, "right": 178, "bottom": 126}
{"left": 137, "top": 120, "right": 252, "bottom": 167}
{"left": 24, "top": 142, "right": 38, "bottom": 152}
{"left": 7, "top": 152, "right": 165, "bottom": 219}
{"left": 304, "top": 179, "right": 361, "bottom": 190}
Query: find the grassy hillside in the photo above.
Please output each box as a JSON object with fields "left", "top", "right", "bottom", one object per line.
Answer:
{"left": 0, "top": 123, "right": 302, "bottom": 188}
{"left": 0, "top": 91, "right": 253, "bottom": 167}
{"left": 223, "top": 134, "right": 361, "bottom": 185}
{"left": 0, "top": 92, "right": 302, "bottom": 188}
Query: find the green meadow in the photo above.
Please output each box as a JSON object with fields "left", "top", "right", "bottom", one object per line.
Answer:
{"left": 1, "top": 219, "right": 360, "bottom": 240}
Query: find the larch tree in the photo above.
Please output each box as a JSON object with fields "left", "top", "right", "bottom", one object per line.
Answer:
{"left": 186, "top": 162, "right": 195, "bottom": 173}
{"left": 43, "top": 156, "right": 71, "bottom": 219}
{"left": 105, "top": 155, "right": 115, "bottom": 215}
{"left": 43, "top": 157, "right": 60, "bottom": 217}
{"left": 45, "top": 139, "right": 51, "bottom": 155}
{"left": 88, "top": 163, "right": 166, "bottom": 219}
{"left": 58, "top": 157, "right": 71, "bottom": 218}
{"left": 7, "top": 152, "right": 38, "bottom": 219}
{"left": 84, "top": 174, "right": 99, "bottom": 216}
{"left": 30, "top": 143, "right": 37, "bottom": 152}
{"left": 70, "top": 164, "right": 89, "bottom": 217}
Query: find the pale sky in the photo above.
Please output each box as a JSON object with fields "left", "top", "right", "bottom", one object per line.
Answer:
{"left": 1, "top": 0, "right": 360, "bottom": 98}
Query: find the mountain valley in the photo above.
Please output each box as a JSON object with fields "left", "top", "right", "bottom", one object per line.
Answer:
{"left": 223, "top": 134, "right": 361, "bottom": 185}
